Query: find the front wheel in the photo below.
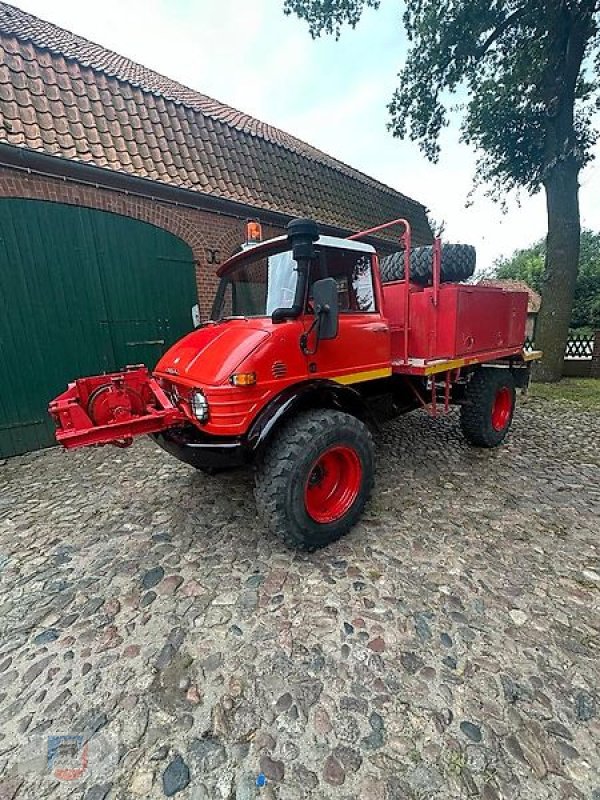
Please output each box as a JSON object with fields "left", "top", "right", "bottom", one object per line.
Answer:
{"left": 460, "top": 368, "right": 516, "bottom": 447}
{"left": 254, "top": 410, "right": 375, "bottom": 550}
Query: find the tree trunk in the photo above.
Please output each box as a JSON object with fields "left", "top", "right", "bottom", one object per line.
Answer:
{"left": 534, "top": 161, "right": 581, "bottom": 382}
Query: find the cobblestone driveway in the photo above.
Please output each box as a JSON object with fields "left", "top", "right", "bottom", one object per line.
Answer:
{"left": 0, "top": 395, "right": 599, "bottom": 800}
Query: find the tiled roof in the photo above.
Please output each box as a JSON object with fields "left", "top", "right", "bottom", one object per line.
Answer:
{"left": 0, "top": 2, "right": 431, "bottom": 243}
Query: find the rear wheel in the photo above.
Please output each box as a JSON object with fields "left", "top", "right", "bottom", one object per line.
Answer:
{"left": 460, "top": 368, "right": 516, "bottom": 447}
{"left": 254, "top": 409, "right": 374, "bottom": 549}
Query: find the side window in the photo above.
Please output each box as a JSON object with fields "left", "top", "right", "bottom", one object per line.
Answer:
{"left": 317, "top": 249, "right": 376, "bottom": 312}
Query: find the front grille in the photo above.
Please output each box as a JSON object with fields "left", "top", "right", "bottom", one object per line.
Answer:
{"left": 160, "top": 379, "right": 189, "bottom": 406}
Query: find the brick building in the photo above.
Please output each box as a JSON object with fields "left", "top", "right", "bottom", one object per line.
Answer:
{"left": 0, "top": 2, "right": 430, "bottom": 456}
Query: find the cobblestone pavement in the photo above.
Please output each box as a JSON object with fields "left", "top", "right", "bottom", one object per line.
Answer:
{"left": 0, "top": 395, "right": 599, "bottom": 800}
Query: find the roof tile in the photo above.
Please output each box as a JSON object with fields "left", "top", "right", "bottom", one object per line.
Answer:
{"left": 0, "top": 1, "right": 431, "bottom": 242}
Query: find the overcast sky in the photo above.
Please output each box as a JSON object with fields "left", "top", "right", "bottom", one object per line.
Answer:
{"left": 14, "top": 0, "right": 600, "bottom": 269}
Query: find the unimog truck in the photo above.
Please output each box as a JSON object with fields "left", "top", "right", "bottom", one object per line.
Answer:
{"left": 50, "top": 218, "right": 541, "bottom": 549}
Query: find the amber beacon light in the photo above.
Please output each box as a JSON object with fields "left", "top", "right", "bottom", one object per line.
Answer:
{"left": 245, "top": 219, "right": 262, "bottom": 245}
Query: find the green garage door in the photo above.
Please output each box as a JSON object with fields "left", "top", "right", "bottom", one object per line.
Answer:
{"left": 0, "top": 199, "right": 198, "bottom": 458}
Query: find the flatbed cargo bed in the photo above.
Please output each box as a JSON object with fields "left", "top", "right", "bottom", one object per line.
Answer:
{"left": 392, "top": 347, "right": 542, "bottom": 376}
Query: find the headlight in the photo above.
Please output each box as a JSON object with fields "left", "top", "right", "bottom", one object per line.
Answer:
{"left": 190, "top": 390, "right": 209, "bottom": 423}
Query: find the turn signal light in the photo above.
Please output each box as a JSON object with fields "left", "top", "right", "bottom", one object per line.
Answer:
{"left": 230, "top": 372, "right": 257, "bottom": 386}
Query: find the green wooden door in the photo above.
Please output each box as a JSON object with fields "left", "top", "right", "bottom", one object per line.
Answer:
{"left": 0, "top": 199, "right": 197, "bottom": 457}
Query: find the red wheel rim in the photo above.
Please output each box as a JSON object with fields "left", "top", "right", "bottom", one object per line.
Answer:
{"left": 491, "top": 387, "right": 512, "bottom": 431}
{"left": 304, "top": 445, "right": 362, "bottom": 524}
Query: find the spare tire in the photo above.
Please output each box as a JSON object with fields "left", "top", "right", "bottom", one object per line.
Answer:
{"left": 380, "top": 244, "right": 476, "bottom": 285}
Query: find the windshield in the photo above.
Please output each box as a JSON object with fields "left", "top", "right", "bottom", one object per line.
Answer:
{"left": 212, "top": 246, "right": 299, "bottom": 320}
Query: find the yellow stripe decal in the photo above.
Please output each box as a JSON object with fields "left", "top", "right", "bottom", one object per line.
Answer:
{"left": 423, "top": 357, "right": 469, "bottom": 375}
{"left": 523, "top": 349, "right": 543, "bottom": 362}
{"left": 332, "top": 367, "right": 392, "bottom": 385}
{"left": 422, "top": 348, "right": 542, "bottom": 374}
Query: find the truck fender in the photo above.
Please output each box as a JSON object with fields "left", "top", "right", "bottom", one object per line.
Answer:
{"left": 244, "top": 380, "right": 376, "bottom": 459}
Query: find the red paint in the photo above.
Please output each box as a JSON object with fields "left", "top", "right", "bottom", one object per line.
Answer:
{"left": 48, "top": 220, "right": 532, "bottom": 451}
{"left": 308, "top": 312, "right": 391, "bottom": 384}
{"left": 351, "top": 218, "right": 412, "bottom": 363}
{"left": 383, "top": 282, "right": 528, "bottom": 362}
{"left": 491, "top": 387, "right": 513, "bottom": 431}
{"left": 48, "top": 367, "right": 186, "bottom": 448}
{"left": 156, "top": 318, "right": 309, "bottom": 437}
{"left": 154, "top": 324, "right": 271, "bottom": 386}
{"left": 432, "top": 237, "right": 442, "bottom": 307}
{"left": 304, "top": 445, "right": 362, "bottom": 523}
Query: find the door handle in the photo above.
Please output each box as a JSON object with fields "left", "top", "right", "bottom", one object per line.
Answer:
{"left": 371, "top": 325, "right": 389, "bottom": 333}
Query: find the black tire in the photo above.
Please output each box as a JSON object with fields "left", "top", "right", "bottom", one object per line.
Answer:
{"left": 460, "top": 368, "right": 516, "bottom": 447}
{"left": 380, "top": 243, "right": 476, "bottom": 286}
{"left": 254, "top": 409, "right": 375, "bottom": 550}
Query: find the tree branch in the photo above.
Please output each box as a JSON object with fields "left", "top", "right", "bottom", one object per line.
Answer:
{"left": 476, "top": 6, "right": 529, "bottom": 57}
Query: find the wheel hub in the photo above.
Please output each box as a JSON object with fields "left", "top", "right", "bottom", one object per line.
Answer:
{"left": 304, "top": 445, "right": 362, "bottom": 524}
{"left": 491, "top": 387, "right": 512, "bottom": 431}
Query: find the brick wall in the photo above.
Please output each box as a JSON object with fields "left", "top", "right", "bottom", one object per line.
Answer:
{"left": 0, "top": 166, "right": 284, "bottom": 318}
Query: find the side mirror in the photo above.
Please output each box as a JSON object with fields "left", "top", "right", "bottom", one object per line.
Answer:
{"left": 312, "top": 278, "right": 339, "bottom": 340}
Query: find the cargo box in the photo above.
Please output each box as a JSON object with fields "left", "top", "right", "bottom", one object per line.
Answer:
{"left": 383, "top": 282, "right": 528, "bottom": 363}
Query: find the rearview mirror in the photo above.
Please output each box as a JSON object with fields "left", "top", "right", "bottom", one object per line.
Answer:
{"left": 312, "top": 278, "right": 339, "bottom": 340}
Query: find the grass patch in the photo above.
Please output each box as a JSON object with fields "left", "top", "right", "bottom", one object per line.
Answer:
{"left": 529, "top": 377, "right": 600, "bottom": 409}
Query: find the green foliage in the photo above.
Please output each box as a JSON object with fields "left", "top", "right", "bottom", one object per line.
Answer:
{"left": 494, "top": 230, "right": 600, "bottom": 328}
{"left": 284, "top": 0, "right": 600, "bottom": 196}
{"left": 577, "top": 232, "right": 600, "bottom": 328}
{"left": 283, "top": 0, "right": 380, "bottom": 39}
{"left": 493, "top": 242, "right": 545, "bottom": 292}
{"left": 286, "top": 0, "right": 600, "bottom": 380}
{"left": 591, "top": 295, "right": 600, "bottom": 327}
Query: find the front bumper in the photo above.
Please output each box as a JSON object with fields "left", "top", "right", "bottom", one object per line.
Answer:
{"left": 152, "top": 425, "right": 249, "bottom": 470}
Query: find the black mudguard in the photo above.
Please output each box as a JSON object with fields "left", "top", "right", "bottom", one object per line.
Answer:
{"left": 245, "top": 380, "right": 376, "bottom": 460}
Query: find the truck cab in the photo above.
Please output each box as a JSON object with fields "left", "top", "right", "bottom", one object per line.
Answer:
{"left": 153, "top": 227, "right": 391, "bottom": 443}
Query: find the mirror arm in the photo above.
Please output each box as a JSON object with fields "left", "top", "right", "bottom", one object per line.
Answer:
{"left": 299, "top": 311, "right": 322, "bottom": 356}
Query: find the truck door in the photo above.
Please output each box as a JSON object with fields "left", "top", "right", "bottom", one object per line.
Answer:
{"left": 307, "top": 246, "right": 391, "bottom": 385}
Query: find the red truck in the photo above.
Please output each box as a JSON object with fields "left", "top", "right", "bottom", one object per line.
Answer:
{"left": 49, "top": 218, "right": 541, "bottom": 549}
